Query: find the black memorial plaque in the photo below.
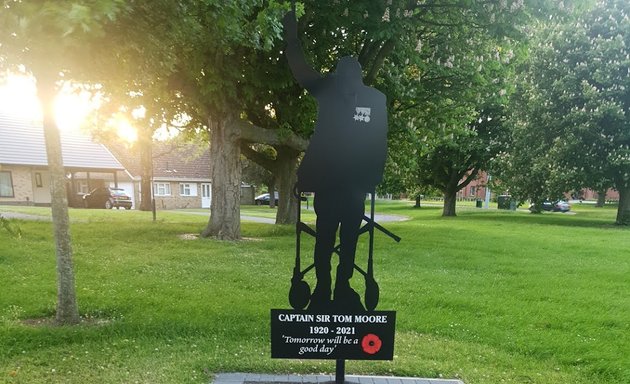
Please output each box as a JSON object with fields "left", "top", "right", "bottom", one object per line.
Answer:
{"left": 271, "top": 309, "right": 396, "bottom": 360}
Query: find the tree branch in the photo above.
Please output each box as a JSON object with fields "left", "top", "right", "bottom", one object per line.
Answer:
{"left": 240, "top": 143, "right": 277, "bottom": 171}
{"left": 235, "top": 119, "right": 309, "bottom": 152}
{"left": 358, "top": 39, "right": 378, "bottom": 68}
{"left": 365, "top": 38, "right": 396, "bottom": 85}
{"left": 457, "top": 168, "right": 480, "bottom": 190}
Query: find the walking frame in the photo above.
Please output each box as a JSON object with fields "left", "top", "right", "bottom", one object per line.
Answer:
{"left": 289, "top": 186, "right": 401, "bottom": 312}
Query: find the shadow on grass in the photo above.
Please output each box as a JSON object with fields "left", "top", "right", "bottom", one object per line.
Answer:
{"left": 456, "top": 210, "right": 628, "bottom": 230}
{"left": 384, "top": 202, "right": 628, "bottom": 230}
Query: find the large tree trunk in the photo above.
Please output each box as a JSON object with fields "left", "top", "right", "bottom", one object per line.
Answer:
{"left": 237, "top": 122, "right": 308, "bottom": 223}
{"left": 441, "top": 169, "right": 478, "bottom": 217}
{"left": 615, "top": 185, "right": 630, "bottom": 225}
{"left": 596, "top": 189, "right": 607, "bottom": 208}
{"left": 275, "top": 147, "right": 299, "bottom": 225}
{"left": 139, "top": 129, "right": 153, "bottom": 211}
{"left": 442, "top": 189, "right": 457, "bottom": 217}
{"left": 201, "top": 117, "right": 241, "bottom": 240}
{"left": 37, "top": 73, "right": 80, "bottom": 325}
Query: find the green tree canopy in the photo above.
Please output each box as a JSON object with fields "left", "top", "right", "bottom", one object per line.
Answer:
{"left": 500, "top": 0, "right": 630, "bottom": 224}
{"left": 372, "top": 0, "right": 538, "bottom": 216}
{"left": 0, "top": 0, "right": 127, "bottom": 325}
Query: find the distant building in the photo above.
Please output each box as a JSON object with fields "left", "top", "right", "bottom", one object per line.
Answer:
{"left": 108, "top": 142, "right": 212, "bottom": 210}
{"left": 457, "top": 171, "right": 492, "bottom": 201}
{"left": 0, "top": 113, "right": 130, "bottom": 207}
{"left": 108, "top": 141, "right": 255, "bottom": 210}
{"left": 456, "top": 170, "right": 621, "bottom": 203}
{"left": 572, "top": 188, "right": 619, "bottom": 202}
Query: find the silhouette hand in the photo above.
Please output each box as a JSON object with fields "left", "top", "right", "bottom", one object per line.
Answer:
{"left": 282, "top": 10, "right": 297, "bottom": 39}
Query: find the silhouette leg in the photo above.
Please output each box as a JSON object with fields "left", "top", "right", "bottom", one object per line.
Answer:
{"left": 310, "top": 192, "right": 339, "bottom": 310}
{"left": 334, "top": 190, "right": 366, "bottom": 311}
{"left": 337, "top": 190, "right": 366, "bottom": 281}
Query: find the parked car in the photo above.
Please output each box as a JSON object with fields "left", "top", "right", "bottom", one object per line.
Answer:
{"left": 254, "top": 192, "right": 279, "bottom": 205}
{"left": 83, "top": 187, "right": 132, "bottom": 209}
{"left": 529, "top": 200, "right": 571, "bottom": 212}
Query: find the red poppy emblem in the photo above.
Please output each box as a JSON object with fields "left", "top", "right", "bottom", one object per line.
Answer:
{"left": 361, "top": 333, "right": 382, "bottom": 355}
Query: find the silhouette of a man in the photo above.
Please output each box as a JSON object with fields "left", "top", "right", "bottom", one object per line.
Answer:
{"left": 283, "top": 10, "right": 388, "bottom": 311}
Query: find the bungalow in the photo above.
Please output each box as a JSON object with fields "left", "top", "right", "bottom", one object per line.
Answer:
{"left": 109, "top": 142, "right": 213, "bottom": 210}
{"left": 0, "top": 113, "right": 132, "bottom": 207}
{"left": 108, "top": 141, "right": 255, "bottom": 210}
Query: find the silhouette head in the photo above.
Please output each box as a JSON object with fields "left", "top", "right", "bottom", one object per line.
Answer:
{"left": 335, "top": 56, "right": 363, "bottom": 86}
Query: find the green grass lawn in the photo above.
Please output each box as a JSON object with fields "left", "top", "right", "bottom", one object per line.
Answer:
{"left": 0, "top": 202, "right": 628, "bottom": 384}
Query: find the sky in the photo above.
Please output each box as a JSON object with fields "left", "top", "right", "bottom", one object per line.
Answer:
{"left": 0, "top": 72, "right": 138, "bottom": 142}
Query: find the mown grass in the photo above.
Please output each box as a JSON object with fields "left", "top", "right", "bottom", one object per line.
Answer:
{"left": 0, "top": 202, "right": 628, "bottom": 384}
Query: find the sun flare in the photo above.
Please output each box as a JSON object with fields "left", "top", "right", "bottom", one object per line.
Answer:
{"left": 114, "top": 117, "right": 139, "bottom": 143}
{"left": 54, "top": 88, "right": 99, "bottom": 133}
{"left": 0, "top": 74, "right": 41, "bottom": 119}
{"left": 0, "top": 73, "right": 136, "bottom": 142}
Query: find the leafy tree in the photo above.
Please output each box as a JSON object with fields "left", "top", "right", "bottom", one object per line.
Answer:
{"left": 86, "top": 1, "right": 553, "bottom": 232}
{"left": 161, "top": 1, "right": 316, "bottom": 239}
{"left": 238, "top": 45, "right": 313, "bottom": 223}
{"left": 503, "top": 0, "right": 630, "bottom": 224}
{"left": 0, "top": 0, "right": 126, "bottom": 325}
{"left": 90, "top": 0, "right": 194, "bottom": 212}
{"left": 373, "top": 0, "right": 534, "bottom": 216}
{"left": 418, "top": 103, "right": 511, "bottom": 216}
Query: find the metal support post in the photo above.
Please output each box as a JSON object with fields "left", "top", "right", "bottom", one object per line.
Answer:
{"left": 335, "top": 359, "right": 345, "bottom": 384}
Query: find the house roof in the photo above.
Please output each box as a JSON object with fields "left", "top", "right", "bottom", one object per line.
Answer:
{"left": 0, "top": 114, "right": 125, "bottom": 171}
{"left": 108, "top": 141, "right": 211, "bottom": 181}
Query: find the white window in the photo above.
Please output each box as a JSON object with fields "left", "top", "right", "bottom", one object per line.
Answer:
{"left": 154, "top": 182, "right": 171, "bottom": 196}
{"left": 0, "top": 171, "right": 14, "bottom": 197}
{"left": 179, "top": 183, "right": 197, "bottom": 197}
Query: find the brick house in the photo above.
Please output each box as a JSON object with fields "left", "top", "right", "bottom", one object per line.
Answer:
{"left": 457, "top": 171, "right": 492, "bottom": 201}
{"left": 109, "top": 141, "right": 255, "bottom": 210}
{"left": 151, "top": 144, "right": 213, "bottom": 209}
{"left": 0, "top": 113, "right": 131, "bottom": 207}
{"left": 456, "top": 170, "right": 620, "bottom": 203}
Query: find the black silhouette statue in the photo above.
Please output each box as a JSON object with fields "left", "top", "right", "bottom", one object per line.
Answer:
{"left": 283, "top": 9, "right": 388, "bottom": 312}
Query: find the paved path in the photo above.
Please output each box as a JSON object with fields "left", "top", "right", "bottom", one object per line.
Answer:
{"left": 0, "top": 209, "right": 409, "bottom": 225}
{"left": 213, "top": 373, "right": 463, "bottom": 384}
{"left": 174, "top": 211, "right": 409, "bottom": 224}
{"left": 239, "top": 214, "right": 408, "bottom": 225}
{"left": 0, "top": 211, "right": 50, "bottom": 221}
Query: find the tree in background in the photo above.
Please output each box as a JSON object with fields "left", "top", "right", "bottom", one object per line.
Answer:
{"left": 241, "top": 145, "right": 277, "bottom": 207}
{"left": 376, "top": 0, "right": 533, "bottom": 216}
{"left": 90, "top": 0, "right": 195, "bottom": 212}
{"left": 163, "top": 1, "right": 313, "bottom": 239}
{"left": 500, "top": 0, "right": 630, "bottom": 224}
{"left": 0, "top": 0, "right": 126, "bottom": 325}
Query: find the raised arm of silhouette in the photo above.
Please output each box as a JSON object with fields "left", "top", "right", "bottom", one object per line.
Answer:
{"left": 282, "top": 10, "right": 323, "bottom": 94}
